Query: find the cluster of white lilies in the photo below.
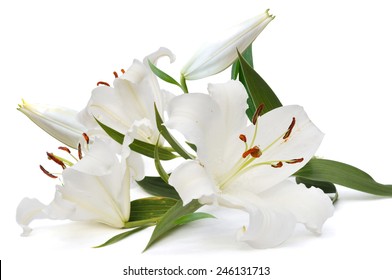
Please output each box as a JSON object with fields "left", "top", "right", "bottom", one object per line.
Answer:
{"left": 16, "top": 10, "right": 335, "bottom": 249}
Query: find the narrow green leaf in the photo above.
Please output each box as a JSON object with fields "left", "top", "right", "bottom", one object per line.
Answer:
{"left": 129, "top": 197, "right": 178, "bottom": 222}
{"left": 96, "top": 118, "right": 178, "bottom": 160}
{"left": 148, "top": 60, "right": 182, "bottom": 89}
{"left": 185, "top": 142, "right": 197, "bottom": 152}
{"left": 175, "top": 212, "right": 215, "bottom": 225}
{"left": 231, "top": 44, "right": 254, "bottom": 79}
{"left": 295, "top": 158, "right": 392, "bottom": 196}
{"left": 131, "top": 139, "right": 178, "bottom": 161}
{"left": 137, "top": 176, "right": 180, "bottom": 199}
{"left": 154, "top": 104, "right": 194, "bottom": 159}
{"left": 144, "top": 200, "right": 202, "bottom": 251}
{"left": 237, "top": 50, "right": 282, "bottom": 118}
{"left": 94, "top": 226, "right": 147, "bottom": 248}
{"left": 296, "top": 177, "right": 339, "bottom": 204}
{"left": 95, "top": 118, "right": 124, "bottom": 144}
{"left": 154, "top": 135, "right": 170, "bottom": 183}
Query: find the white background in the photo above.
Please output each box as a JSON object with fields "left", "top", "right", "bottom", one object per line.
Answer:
{"left": 1, "top": 0, "right": 392, "bottom": 279}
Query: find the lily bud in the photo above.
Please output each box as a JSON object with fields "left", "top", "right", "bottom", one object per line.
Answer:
{"left": 181, "top": 10, "right": 274, "bottom": 80}
{"left": 18, "top": 100, "right": 85, "bottom": 149}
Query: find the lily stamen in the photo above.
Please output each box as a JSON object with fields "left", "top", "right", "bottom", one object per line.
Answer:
{"left": 283, "top": 117, "right": 296, "bottom": 140}
{"left": 97, "top": 81, "right": 110, "bottom": 87}
{"left": 242, "top": 146, "right": 262, "bottom": 158}
{"left": 252, "top": 104, "right": 265, "bottom": 125}
{"left": 271, "top": 161, "right": 283, "bottom": 168}
{"left": 82, "top": 133, "right": 90, "bottom": 144}
{"left": 78, "top": 143, "right": 83, "bottom": 160}
{"left": 39, "top": 165, "right": 58, "bottom": 179}
{"left": 121, "top": 69, "right": 125, "bottom": 74}
{"left": 113, "top": 71, "right": 118, "bottom": 78}
{"left": 46, "top": 152, "right": 66, "bottom": 169}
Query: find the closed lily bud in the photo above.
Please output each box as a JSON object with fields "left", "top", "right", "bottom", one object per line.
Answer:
{"left": 18, "top": 100, "right": 85, "bottom": 149}
{"left": 181, "top": 9, "right": 274, "bottom": 80}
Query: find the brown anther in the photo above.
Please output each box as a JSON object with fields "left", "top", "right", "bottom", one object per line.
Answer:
{"left": 239, "top": 134, "right": 247, "bottom": 143}
{"left": 113, "top": 71, "right": 118, "bottom": 78}
{"left": 97, "top": 81, "right": 110, "bottom": 87}
{"left": 82, "top": 133, "right": 90, "bottom": 144}
{"left": 121, "top": 69, "right": 125, "bottom": 74}
{"left": 242, "top": 146, "right": 262, "bottom": 158}
{"left": 283, "top": 117, "right": 296, "bottom": 140}
{"left": 40, "top": 165, "right": 58, "bottom": 179}
{"left": 46, "top": 152, "right": 66, "bottom": 169}
{"left": 252, "top": 104, "right": 265, "bottom": 125}
{"left": 78, "top": 143, "right": 83, "bottom": 160}
{"left": 58, "top": 146, "right": 71, "bottom": 154}
{"left": 287, "top": 158, "right": 304, "bottom": 164}
{"left": 271, "top": 161, "right": 283, "bottom": 168}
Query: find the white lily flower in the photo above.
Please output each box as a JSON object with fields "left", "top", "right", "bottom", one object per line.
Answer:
{"left": 166, "top": 80, "right": 334, "bottom": 248}
{"left": 18, "top": 100, "right": 86, "bottom": 149}
{"left": 78, "top": 47, "right": 175, "bottom": 145}
{"left": 181, "top": 10, "right": 274, "bottom": 80}
{"left": 16, "top": 136, "right": 144, "bottom": 236}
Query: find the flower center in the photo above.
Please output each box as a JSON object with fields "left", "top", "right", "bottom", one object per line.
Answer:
{"left": 39, "top": 133, "right": 90, "bottom": 180}
{"left": 218, "top": 115, "right": 303, "bottom": 190}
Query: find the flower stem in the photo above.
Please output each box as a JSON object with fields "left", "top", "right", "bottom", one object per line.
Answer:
{"left": 180, "top": 74, "right": 189, "bottom": 93}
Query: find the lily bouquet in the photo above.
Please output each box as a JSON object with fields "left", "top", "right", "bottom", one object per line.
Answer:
{"left": 16, "top": 9, "right": 392, "bottom": 250}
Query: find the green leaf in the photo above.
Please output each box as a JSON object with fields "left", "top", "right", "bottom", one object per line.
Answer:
{"left": 154, "top": 104, "right": 194, "bottom": 159}
{"left": 148, "top": 60, "right": 182, "bottom": 89}
{"left": 137, "top": 176, "right": 180, "bottom": 200}
{"left": 231, "top": 44, "right": 254, "bottom": 79}
{"left": 94, "top": 226, "right": 147, "bottom": 248}
{"left": 131, "top": 139, "right": 178, "bottom": 161}
{"left": 175, "top": 212, "right": 215, "bottom": 225}
{"left": 295, "top": 158, "right": 392, "bottom": 196}
{"left": 129, "top": 197, "right": 178, "bottom": 222}
{"left": 237, "top": 50, "right": 282, "bottom": 119}
{"left": 296, "top": 177, "right": 339, "bottom": 204}
{"left": 144, "top": 200, "right": 203, "bottom": 251}
{"left": 95, "top": 118, "right": 124, "bottom": 144}
{"left": 154, "top": 135, "right": 170, "bottom": 183}
{"left": 96, "top": 118, "right": 178, "bottom": 160}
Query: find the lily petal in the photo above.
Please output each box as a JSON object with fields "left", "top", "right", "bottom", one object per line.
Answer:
{"left": 168, "top": 160, "right": 217, "bottom": 205}
{"left": 18, "top": 100, "right": 85, "bottom": 149}
{"left": 181, "top": 10, "right": 274, "bottom": 80}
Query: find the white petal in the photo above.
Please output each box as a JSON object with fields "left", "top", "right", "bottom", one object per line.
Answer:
{"left": 217, "top": 190, "right": 296, "bottom": 249}
{"left": 72, "top": 138, "right": 118, "bottom": 176}
{"left": 259, "top": 180, "right": 334, "bottom": 233}
{"left": 207, "top": 80, "right": 248, "bottom": 136}
{"left": 18, "top": 100, "right": 85, "bottom": 149}
{"left": 16, "top": 198, "right": 47, "bottom": 236}
{"left": 166, "top": 80, "right": 248, "bottom": 176}
{"left": 80, "top": 85, "right": 132, "bottom": 134}
{"left": 169, "top": 160, "right": 217, "bottom": 205}
{"left": 181, "top": 11, "right": 274, "bottom": 80}
{"left": 228, "top": 105, "right": 324, "bottom": 193}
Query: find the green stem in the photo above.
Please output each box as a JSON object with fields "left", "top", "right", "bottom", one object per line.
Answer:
{"left": 180, "top": 74, "right": 189, "bottom": 93}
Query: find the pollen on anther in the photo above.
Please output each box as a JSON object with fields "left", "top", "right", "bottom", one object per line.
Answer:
{"left": 113, "top": 71, "right": 118, "bottom": 78}
{"left": 271, "top": 161, "right": 283, "bottom": 168}
{"left": 242, "top": 146, "right": 261, "bottom": 158}
{"left": 283, "top": 117, "right": 296, "bottom": 140}
{"left": 40, "top": 165, "right": 58, "bottom": 179}
{"left": 121, "top": 69, "right": 125, "bottom": 74}
{"left": 46, "top": 152, "right": 66, "bottom": 169}
{"left": 78, "top": 143, "right": 83, "bottom": 160}
{"left": 97, "top": 81, "right": 110, "bottom": 87}
{"left": 287, "top": 158, "right": 304, "bottom": 164}
{"left": 239, "top": 134, "right": 247, "bottom": 143}
{"left": 82, "top": 133, "right": 90, "bottom": 144}
{"left": 252, "top": 104, "right": 265, "bottom": 125}
{"left": 58, "top": 146, "right": 71, "bottom": 154}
